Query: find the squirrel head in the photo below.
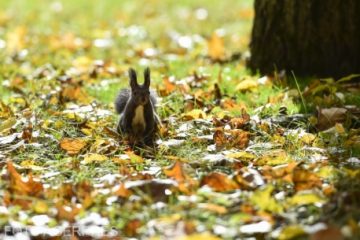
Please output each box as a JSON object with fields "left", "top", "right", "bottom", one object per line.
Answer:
{"left": 128, "top": 67, "right": 151, "bottom": 106}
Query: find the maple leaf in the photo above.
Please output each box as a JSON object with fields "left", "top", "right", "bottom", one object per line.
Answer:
{"left": 7, "top": 161, "right": 43, "bottom": 197}
{"left": 200, "top": 172, "right": 239, "bottom": 192}
{"left": 164, "top": 161, "right": 197, "bottom": 194}
{"left": 60, "top": 138, "right": 87, "bottom": 155}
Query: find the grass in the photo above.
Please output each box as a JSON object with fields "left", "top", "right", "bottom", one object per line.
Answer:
{"left": 2, "top": 0, "right": 359, "bottom": 239}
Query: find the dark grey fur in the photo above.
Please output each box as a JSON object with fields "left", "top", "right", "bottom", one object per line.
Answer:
{"left": 115, "top": 68, "right": 159, "bottom": 145}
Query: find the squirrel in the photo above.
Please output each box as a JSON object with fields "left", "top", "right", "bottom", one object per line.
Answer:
{"left": 115, "top": 67, "right": 160, "bottom": 145}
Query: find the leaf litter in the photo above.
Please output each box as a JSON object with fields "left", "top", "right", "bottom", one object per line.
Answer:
{"left": 0, "top": 1, "right": 359, "bottom": 239}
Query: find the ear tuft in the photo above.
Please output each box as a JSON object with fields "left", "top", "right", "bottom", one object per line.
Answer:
{"left": 128, "top": 68, "right": 138, "bottom": 89}
{"left": 144, "top": 67, "right": 151, "bottom": 88}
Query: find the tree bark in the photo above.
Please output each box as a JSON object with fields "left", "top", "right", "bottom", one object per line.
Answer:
{"left": 248, "top": 0, "right": 360, "bottom": 78}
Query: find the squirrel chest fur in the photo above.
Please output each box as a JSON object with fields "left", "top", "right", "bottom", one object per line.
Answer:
{"left": 132, "top": 105, "right": 146, "bottom": 133}
{"left": 115, "top": 67, "right": 159, "bottom": 145}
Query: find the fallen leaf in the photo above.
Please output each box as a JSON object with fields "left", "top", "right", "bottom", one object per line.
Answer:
{"left": 114, "top": 183, "right": 132, "bottom": 198}
{"left": 288, "top": 192, "right": 325, "bottom": 206}
{"left": 178, "top": 232, "right": 221, "bottom": 240}
{"left": 207, "top": 32, "right": 225, "bottom": 61}
{"left": 198, "top": 203, "right": 227, "bottom": 214}
{"left": 235, "top": 78, "right": 258, "bottom": 91}
{"left": 316, "top": 107, "right": 348, "bottom": 131}
{"left": 250, "top": 185, "right": 283, "bottom": 213}
{"left": 164, "top": 161, "right": 186, "bottom": 182}
{"left": 213, "top": 129, "right": 227, "bottom": 149}
{"left": 56, "top": 202, "right": 81, "bottom": 222}
{"left": 230, "top": 129, "right": 250, "bottom": 149}
{"left": 278, "top": 225, "right": 306, "bottom": 240}
{"left": 311, "top": 226, "right": 344, "bottom": 240}
{"left": 182, "top": 109, "right": 207, "bottom": 120}
{"left": 256, "top": 149, "right": 292, "bottom": 166}
{"left": 124, "top": 219, "right": 142, "bottom": 237}
{"left": 60, "top": 138, "right": 87, "bottom": 155}
{"left": 7, "top": 161, "right": 43, "bottom": 197}
{"left": 126, "top": 151, "right": 145, "bottom": 163}
{"left": 293, "top": 169, "right": 322, "bottom": 191}
{"left": 83, "top": 153, "right": 108, "bottom": 164}
{"left": 226, "top": 151, "right": 256, "bottom": 160}
{"left": 200, "top": 172, "right": 239, "bottom": 192}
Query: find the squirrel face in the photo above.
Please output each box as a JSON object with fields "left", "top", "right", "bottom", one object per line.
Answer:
{"left": 129, "top": 67, "right": 152, "bottom": 106}
{"left": 131, "top": 87, "right": 150, "bottom": 105}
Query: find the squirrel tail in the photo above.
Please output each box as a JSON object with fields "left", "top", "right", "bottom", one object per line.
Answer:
{"left": 115, "top": 89, "right": 130, "bottom": 114}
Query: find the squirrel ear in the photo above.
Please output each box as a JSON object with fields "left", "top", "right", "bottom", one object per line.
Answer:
{"left": 144, "top": 67, "right": 151, "bottom": 88}
{"left": 128, "top": 68, "right": 138, "bottom": 89}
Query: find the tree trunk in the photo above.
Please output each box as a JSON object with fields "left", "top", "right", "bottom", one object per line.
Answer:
{"left": 248, "top": 0, "right": 360, "bottom": 78}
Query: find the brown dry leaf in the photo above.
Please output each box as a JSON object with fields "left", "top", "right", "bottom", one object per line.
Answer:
{"left": 21, "top": 124, "right": 33, "bottom": 142}
{"left": 7, "top": 161, "right": 43, "bottom": 197}
{"left": 262, "top": 162, "right": 298, "bottom": 183}
{"left": 198, "top": 203, "right": 227, "bottom": 214}
{"left": 200, "top": 172, "right": 239, "bottom": 192}
{"left": 230, "top": 129, "right": 250, "bottom": 149}
{"left": 310, "top": 226, "right": 344, "bottom": 240}
{"left": 60, "top": 138, "right": 87, "bottom": 155}
{"left": 229, "top": 115, "right": 250, "bottom": 129}
{"left": 293, "top": 169, "right": 322, "bottom": 191}
{"left": 164, "top": 161, "right": 197, "bottom": 194}
{"left": 164, "top": 161, "right": 186, "bottom": 182}
{"left": 213, "top": 128, "right": 227, "bottom": 149}
{"left": 207, "top": 32, "right": 225, "bottom": 61}
{"left": 124, "top": 219, "right": 142, "bottom": 237}
{"left": 221, "top": 98, "right": 247, "bottom": 111}
{"left": 60, "top": 85, "right": 91, "bottom": 104}
{"left": 56, "top": 202, "right": 81, "bottom": 222}
{"left": 158, "top": 76, "right": 176, "bottom": 97}
{"left": 316, "top": 107, "right": 348, "bottom": 131}
{"left": 114, "top": 183, "right": 132, "bottom": 198}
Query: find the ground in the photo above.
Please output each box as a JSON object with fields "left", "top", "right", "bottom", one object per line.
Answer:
{"left": 0, "top": 0, "right": 359, "bottom": 239}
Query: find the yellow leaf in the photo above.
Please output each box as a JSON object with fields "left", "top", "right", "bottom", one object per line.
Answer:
{"left": 178, "top": 233, "right": 221, "bottom": 240}
{"left": 207, "top": 33, "right": 225, "bottom": 61}
{"left": 256, "top": 149, "right": 292, "bottom": 166}
{"left": 6, "top": 26, "right": 27, "bottom": 52}
{"left": 60, "top": 138, "right": 87, "bottom": 155}
{"left": 81, "top": 128, "right": 93, "bottom": 136}
{"left": 278, "top": 225, "right": 306, "bottom": 240}
{"left": 317, "top": 166, "right": 337, "bottom": 180}
{"left": 0, "top": 117, "right": 16, "bottom": 132}
{"left": 20, "top": 160, "right": 44, "bottom": 171}
{"left": 126, "top": 151, "right": 144, "bottom": 163}
{"left": 33, "top": 200, "right": 49, "bottom": 214}
{"left": 83, "top": 153, "right": 108, "bottom": 164}
{"left": 182, "top": 109, "right": 207, "bottom": 120}
{"left": 250, "top": 185, "right": 283, "bottom": 213}
{"left": 226, "top": 151, "right": 256, "bottom": 160}
{"left": 287, "top": 192, "right": 325, "bottom": 206}
{"left": 235, "top": 79, "right": 258, "bottom": 91}
{"left": 300, "top": 133, "right": 316, "bottom": 145}
{"left": 335, "top": 123, "right": 345, "bottom": 134}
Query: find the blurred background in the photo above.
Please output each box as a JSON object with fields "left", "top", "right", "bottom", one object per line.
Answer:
{"left": 0, "top": 0, "right": 254, "bottom": 101}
